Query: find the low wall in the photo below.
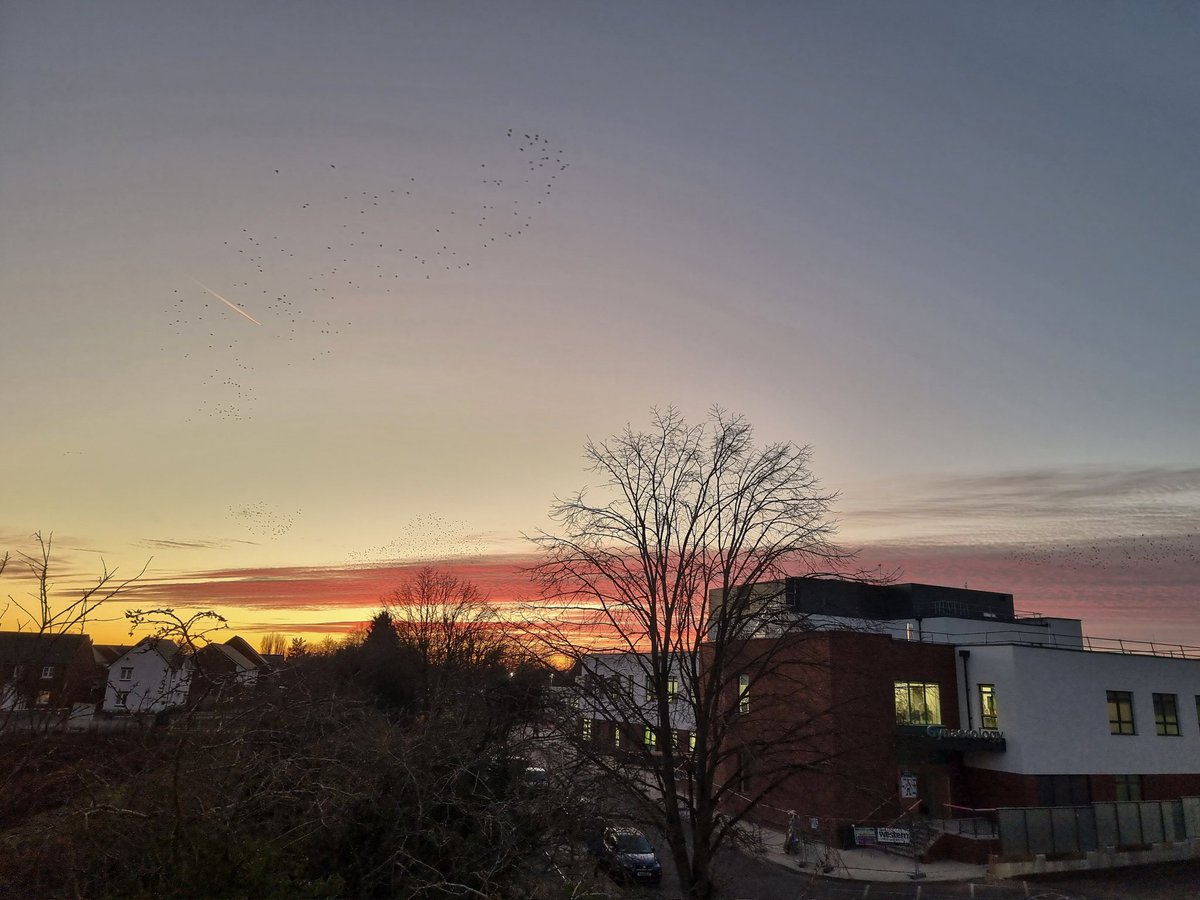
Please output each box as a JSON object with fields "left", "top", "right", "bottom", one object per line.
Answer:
{"left": 989, "top": 837, "right": 1200, "bottom": 879}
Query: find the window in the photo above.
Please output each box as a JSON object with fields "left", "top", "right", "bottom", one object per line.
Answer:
{"left": 1153, "top": 693, "right": 1180, "bottom": 736}
{"left": 40, "top": 666, "right": 55, "bottom": 679}
{"left": 895, "top": 682, "right": 942, "bottom": 726}
{"left": 581, "top": 718, "right": 592, "bottom": 741}
{"left": 1107, "top": 691, "right": 1135, "bottom": 735}
{"left": 36, "top": 690, "right": 51, "bottom": 706}
{"left": 1114, "top": 774, "right": 1142, "bottom": 802}
{"left": 116, "top": 691, "right": 129, "bottom": 708}
{"left": 644, "top": 726, "right": 657, "bottom": 751}
{"left": 614, "top": 726, "right": 621, "bottom": 749}
{"left": 736, "top": 747, "right": 752, "bottom": 793}
{"left": 11, "top": 664, "right": 25, "bottom": 678}
{"left": 738, "top": 674, "right": 750, "bottom": 714}
{"left": 646, "top": 677, "right": 656, "bottom": 704}
{"left": 667, "top": 675, "right": 679, "bottom": 701}
{"left": 1037, "top": 774, "right": 1091, "bottom": 807}
{"left": 119, "top": 667, "right": 133, "bottom": 682}
{"left": 979, "top": 684, "right": 998, "bottom": 729}
{"left": 689, "top": 732, "right": 696, "bottom": 752}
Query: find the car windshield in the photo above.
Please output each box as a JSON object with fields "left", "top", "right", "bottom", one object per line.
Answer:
{"left": 614, "top": 833, "right": 653, "bottom": 854}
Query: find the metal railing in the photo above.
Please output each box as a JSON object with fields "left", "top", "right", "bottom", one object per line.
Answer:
{"left": 911, "top": 629, "right": 1200, "bottom": 660}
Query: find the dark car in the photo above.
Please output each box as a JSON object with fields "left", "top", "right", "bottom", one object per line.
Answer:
{"left": 587, "top": 826, "right": 663, "bottom": 885}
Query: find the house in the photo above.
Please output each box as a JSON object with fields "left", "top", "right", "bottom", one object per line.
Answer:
{"left": 0, "top": 631, "right": 98, "bottom": 713}
{"left": 189, "top": 636, "right": 269, "bottom": 705}
{"left": 101, "top": 637, "right": 193, "bottom": 714}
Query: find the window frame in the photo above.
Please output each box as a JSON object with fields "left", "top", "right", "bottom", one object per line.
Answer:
{"left": 895, "top": 681, "right": 943, "bottom": 726}
{"left": 738, "top": 674, "right": 750, "bottom": 715}
{"left": 644, "top": 725, "right": 657, "bottom": 751}
{"left": 978, "top": 683, "right": 998, "bottom": 729}
{"left": 1107, "top": 690, "right": 1136, "bottom": 735}
{"left": 1114, "top": 773, "right": 1143, "bottom": 802}
{"left": 1153, "top": 693, "right": 1181, "bottom": 736}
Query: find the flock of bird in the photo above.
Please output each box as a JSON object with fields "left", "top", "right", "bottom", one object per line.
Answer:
{"left": 1002, "top": 532, "right": 1200, "bottom": 574}
{"left": 162, "top": 129, "right": 570, "bottom": 425}
{"left": 345, "top": 514, "right": 482, "bottom": 564}
{"left": 227, "top": 502, "right": 302, "bottom": 538}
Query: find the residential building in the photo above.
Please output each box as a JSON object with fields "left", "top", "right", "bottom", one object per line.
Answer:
{"left": 0, "top": 631, "right": 98, "bottom": 713}
{"left": 101, "top": 638, "right": 193, "bottom": 714}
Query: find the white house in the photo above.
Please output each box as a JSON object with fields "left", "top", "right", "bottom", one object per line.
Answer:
{"left": 102, "top": 638, "right": 193, "bottom": 714}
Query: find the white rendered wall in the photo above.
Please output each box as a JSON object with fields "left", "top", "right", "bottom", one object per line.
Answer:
{"left": 103, "top": 646, "right": 192, "bottom": 713}
{"left": 581, "top": 652, "right": 695, "bottom": 732}
{"left": 956, "top": 644, "right": 1200, "bottom": 775}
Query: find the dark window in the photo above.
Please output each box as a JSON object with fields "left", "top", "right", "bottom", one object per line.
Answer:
{"left": 736, "top": 747, "right": 752, "bottom": 793}
{"left": 1037, "top": 774, "right": 1091, "bottom": 807}
{"left": 1153, "top": 693, "right": 1180, "bottom": 736}
{"left": 1107, "top": 691, "right": 1135, "bottom": 735}
{"left": 119, "top": 666, "right": 133, "bottom": 681}
{"left": 979, "top": 684, "right": 998, "bottom": 729}
{"left": 40, "top": 666, "right": 54, "bottom": 679}
{"left": 1114, "top": 774, "right": 1142, "bottom": 802}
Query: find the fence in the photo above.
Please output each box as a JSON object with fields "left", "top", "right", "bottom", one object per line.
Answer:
{"left": 998, "top": 796, "right": 1200, "bottom": 858}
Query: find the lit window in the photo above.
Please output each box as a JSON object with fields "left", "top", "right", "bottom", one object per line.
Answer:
{"left": 738, "top": 674, "right": 750, "bottom": 714}
{"left": 689, "top": 732, "right": 696, "bottom": 752}
{"left": 614, "top": 726, "right": 621, "bottom": 749}
{"left": 40, "top": 666, "right": 55, "bottom": 679}
{"left": 667, "top": 675, "right": 679, "bottom": 701}
{"left": 1153, "top": 693, "right": 1180, "bottom": 736}
{"left": 644, "top": 726, "right": 657, "bottom": 751}
{"left": 1107, "top": 691, "right": 1135, "bottom": 735}
{"left": 36, "top": 690, "right": 51, "bottom": 706}
{"left": 581, "top": 717, "right": 592, "bottom": 741}
{"left": 1114, "top": 774, "right": 1142, "bottom": 802}
{"left": 119, "top": 667, "right": 133, "bottom": 682}
{"left": 979, "top": 684, "right": 998, "bottom": 729}
{"left": 895, "top": 682, "right": 942, "bottom": 726}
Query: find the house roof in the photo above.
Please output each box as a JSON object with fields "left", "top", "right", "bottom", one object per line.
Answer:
{"left": 111, "top": 637, "right": 188, "bottom": 669}
{"left": 94, "top": 644, "right": 131, "bottom": 666}
{"left": 0, "top": 631, "right": 93, "bottom": 665}
{"left": 222, "top": 635, "right": 267, "bottom": 668}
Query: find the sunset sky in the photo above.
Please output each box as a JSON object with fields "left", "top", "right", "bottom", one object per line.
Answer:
{"left": 2, "top": 2, "right": 1197, "bottom": 648}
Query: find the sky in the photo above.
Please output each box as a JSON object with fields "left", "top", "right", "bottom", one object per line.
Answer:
{"left": 1, "top": 1, "right": 1197, "bottom": 648}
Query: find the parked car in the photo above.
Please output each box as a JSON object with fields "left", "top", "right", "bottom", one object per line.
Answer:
{"left": 587, "top": 826, "right": 662, "bottom": 885}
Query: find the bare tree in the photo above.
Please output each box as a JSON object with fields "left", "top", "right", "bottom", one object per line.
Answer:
{"left": 530, "top": 407, "right": 867, "bottom": 899}
{"left": 385, "top": 566, "right": 511, "bottom": 703}
{"left": 259, "top": 632, "right": 289, "bottom": 656}
{"left": 2, "top": 532, "right": 149, "bottom": 636}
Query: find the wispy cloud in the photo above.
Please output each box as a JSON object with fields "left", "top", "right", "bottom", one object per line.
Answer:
{"left": 135, "top": 538, "right": 261, "bottom": 551}
{"left": 844, "top": 464, "right": 1200, "bottom": 542}
{"left": 127, "top": 554, "right": 542, "bottom": 612}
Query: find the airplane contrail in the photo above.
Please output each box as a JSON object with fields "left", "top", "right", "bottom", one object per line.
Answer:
{"left": 190, "top": 279, "right": 263, "bottom": 326}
